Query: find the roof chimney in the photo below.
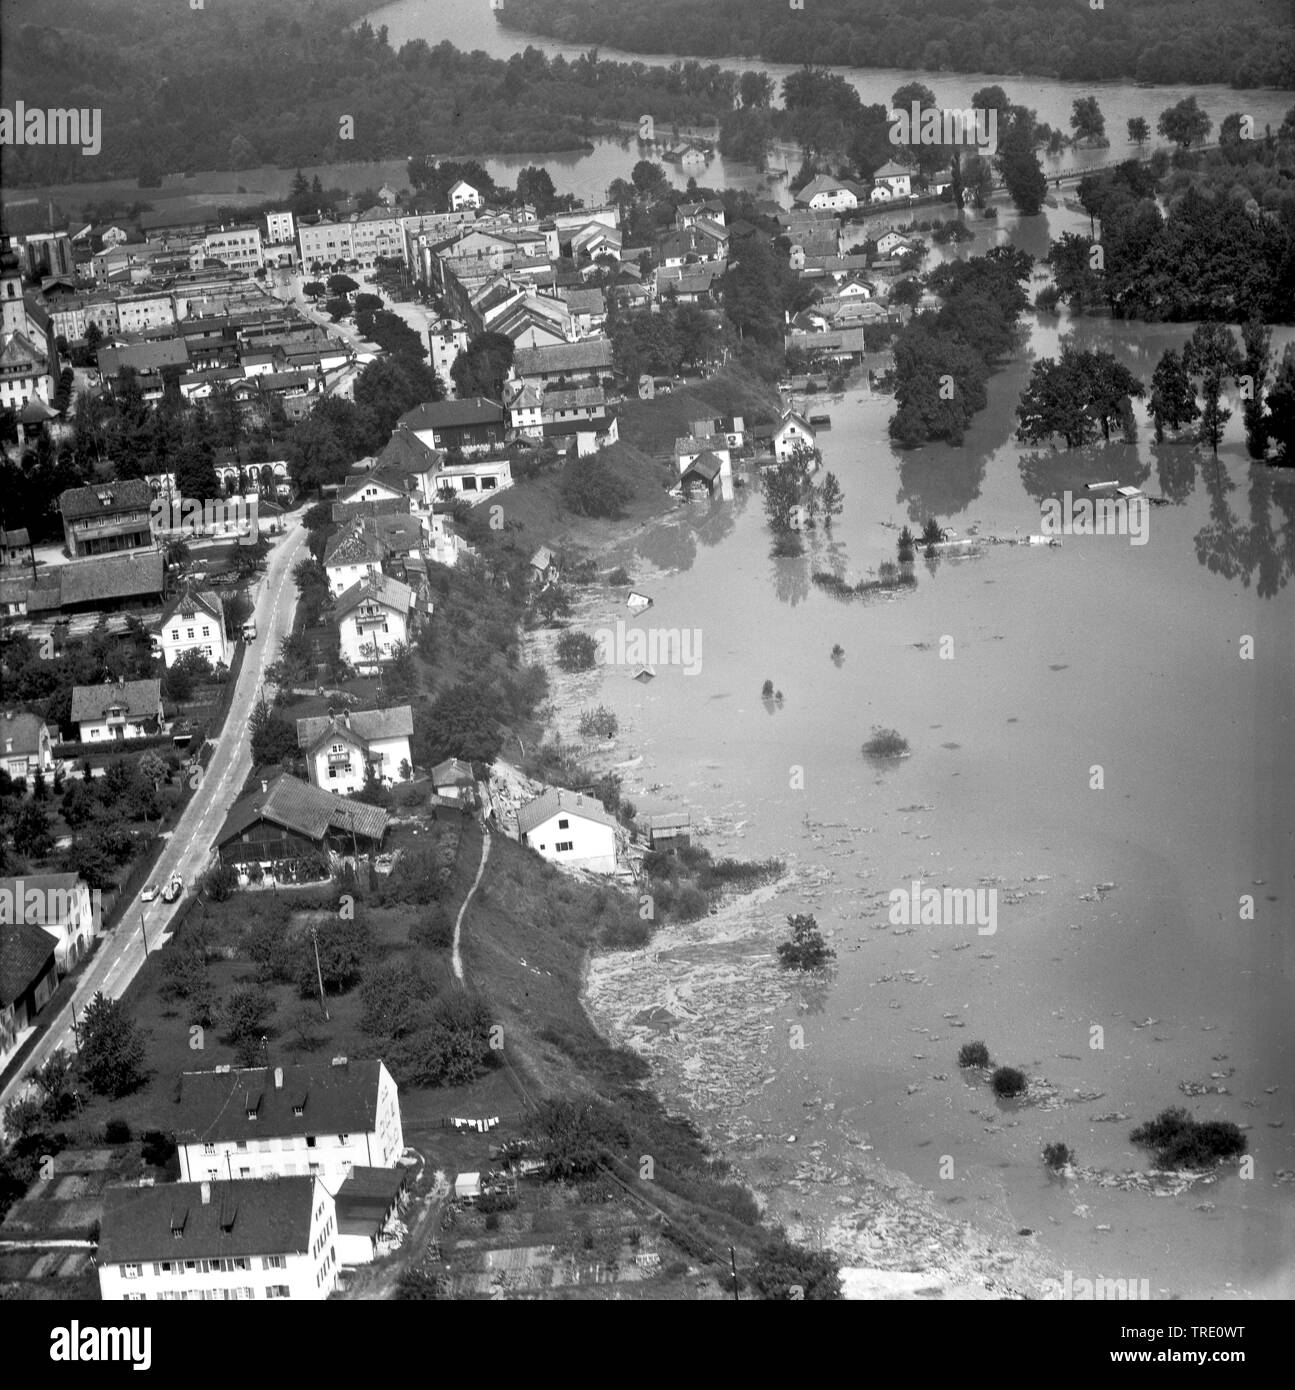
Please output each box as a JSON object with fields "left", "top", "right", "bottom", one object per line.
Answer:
{"left": 200, "top": 1181, "right": 211, "bottom": 1205}
{"left": 274, "top": 1066, "right": 284, "bottom": 1090}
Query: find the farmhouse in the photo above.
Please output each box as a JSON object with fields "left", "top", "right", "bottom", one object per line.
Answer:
{"left": 216, "top": 773, "right": 388, "bottom": 876}
{"left": 97, "top": 1176, "right": 338, "bottom": 1301}
{"left": 58, "top": 479, "right": 156, "bottom": 558}
{"left": 517, "top": 787, "right": 619, "bottom": 875}
{"left": 295, "top": 706, "right": 414, "bottom": 793}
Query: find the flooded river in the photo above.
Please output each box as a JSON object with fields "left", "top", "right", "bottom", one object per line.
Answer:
{"left": 577, "top": 199, "right": 1295, "bottom": 1298}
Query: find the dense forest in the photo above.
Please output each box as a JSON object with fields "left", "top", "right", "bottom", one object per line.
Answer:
{"left": 500, "top": 0, "right": 1295, "bottom": 88}
{"left": 0, "top": 0, "right": 743, "bottom": 187}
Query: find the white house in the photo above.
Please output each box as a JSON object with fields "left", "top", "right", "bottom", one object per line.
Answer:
{"left": 70, "top": 678, "right": 164, "bottom": 743}
{"left": 333, "top": 571, "right": 422, "bottom": 673}
{"left": 1, "top": 709, "right": 54, "bottom": 782}
{"left": 433, "top": 454, "right": 512, "bottom": 500}
{"left": 773, "top": 409, "right": 817, "bottom": 465}
{"left": 159, "top": 590, "right": 232, "bottom": 670}
{"left": 449, "top": 180, "right": 482, "bottom": 212}
{"left": 517, "top": 787, "right": 619, "bottom": 875}
{"left": 876, "top": 231, "right": 914, "bottom": 258}
{"left": 334, "top": 473, "right": 408, "bottom": 512}
{"left": 174, "top": 1059, "right": 405, "bottom": 1188}
{"left": 431, "top": 757, "right": 476, "bottom": 804}
{"left": 334, "top": 1167, "right": 409, "bottom": 1266}
{"left": 795, "top": 175, "right": 858, "bottom": 212}
{"left": 98, "top": 1176, "right": 338, "bottom": 1302}
{"left": 872, "top": 160, "right": 913, "bottom": 199}
{"left": 504, "top": 379, "right": 544, "bottom": 439}
{"left": 675, "top": 433, "right": 732, "bottom": 479}
{"left": 296, "top": 706, "right": 415, "bottom": 792}
{"left": 0, "top": 873, "right": 98, "bottom": 974}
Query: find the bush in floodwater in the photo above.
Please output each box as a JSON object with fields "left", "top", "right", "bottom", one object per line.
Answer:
{"left": 1043, "top": 1141, "right": 1074, "bottom": 1170}
{"left": 991, "top": 1066, "right": 1029, "bottom": 1098}
{"left": 863, "top": 726, "right": 909, "bottom": 760}
{"left": 831, "top": 644, "right": 845, "bottom": 661}
{"left": 555, "top": 630, "right": 599, "bottom": 672}
{"left": 1128, "top": 1107, "right": 1247, "bottom": 1169}
{"left": 607, "top": 567, "right": 629, "bottom": 586}
{"left": 761, "top": 679, "right": 774, "bottom": 698}
{"left": 1035, "top": 285, "right": 1062, "bottom": 314}
{"left": 958, "top": 1040, "right": 991, "bottom": 1068}
{"left": 921, "top": 518, "right": 945, "bottom": 546}
{"left": 776, "top": 913, "right": 836, "bottom": 971}
{"left": 578, "top": 705, "right": 618, "bottom": 740}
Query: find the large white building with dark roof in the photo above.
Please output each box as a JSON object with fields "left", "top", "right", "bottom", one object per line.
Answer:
{"left": 296, "top": 706, "right": 414, "bottom": 793}
{"left": 98, "top": 1176, "right": 338, "bottom": 1301}
{"left": 517, "top": 787, "right": 619, "bottom": 875}
{"left": 173, "top": 1059, "right": 404, "bottom": 1188}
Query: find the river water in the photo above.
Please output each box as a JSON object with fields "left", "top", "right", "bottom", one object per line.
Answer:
{"left": 364, "top": 2, "right": 1295, "bottom": 1299}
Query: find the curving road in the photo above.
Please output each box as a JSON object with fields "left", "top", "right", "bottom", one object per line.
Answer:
{"left": 0, "top": 513, "right": 310, "bottom": 1115}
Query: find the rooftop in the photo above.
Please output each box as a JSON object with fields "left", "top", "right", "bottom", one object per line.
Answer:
{"left": 517, "top": 787, "right": 619, "bottom": 836}
{"left": 217, "top": 773, "right": 389, "bottom": 847}
{"left": 69, "top": 677, "right": 162, "bottom": 725}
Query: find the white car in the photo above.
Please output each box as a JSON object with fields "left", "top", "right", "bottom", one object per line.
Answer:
{"left": 141, "top": 884, "right": 159, "bottom": 903}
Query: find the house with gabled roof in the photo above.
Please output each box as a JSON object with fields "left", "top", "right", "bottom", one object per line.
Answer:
{"left": 97, "top": 1176, "right": 338, "bottom": 1301}
{"left": 517, "top": 787, "right": 619, "bottom": 875}
{"left": 773, "top": 409, "right": 818, "bottom": 466}
{"left": 1, "top": 920, "right": 58, "bottom": 1072}
{"left": 1, "top": 709, "right": 54, "bottom": 782}
{"left": 675, "top": 433, "right": 732, "bottom": 480}
{"left": 512, "top": 339, "right": 614, "bottom": 387}
{"left": 871, "top": 160, "right": 913, "bottom": 199}
{"left": 296, "top": 705, "right": 414, "bottom": 793}
{"left": 431, "top": 757, "right": 476, "bottom": 804}
{"left": 0, "top": 871, "right": 97, "bottom": 973}
{"left": 216, "top": 773, "right": 390, "bottom": 875}
{"left": 333, "top": 571, "right": 424, "bottom": 672}
{"left": 50, "top": 549, "right": 166, "bottom": 614}
{"left": 448, "top": 180, "right": 482, "bottom": 212}
{"left": 795, "top": 175, "right": 858, "bottom": 212}
{"left": 159, "top": 589, "right": 231, "bottom": 670}
{"left": 398, "top": 397, "right": 507, "bottom": 456}
{"left": 70, "top": 676, "right": 164, "bottom": 743}
{"left": 503, "top": 379, "right": 544, "bottom": 439}
{"left": 173, "top": 1058, "right": 403, "bottom": 1189}
{"left": 58, "top": 478, "right": 156, "bottom": 558}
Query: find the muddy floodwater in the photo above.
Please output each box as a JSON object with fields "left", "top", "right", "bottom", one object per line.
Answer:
{"left": 577, "top": 202, "right": 1295, "bottom": 1298}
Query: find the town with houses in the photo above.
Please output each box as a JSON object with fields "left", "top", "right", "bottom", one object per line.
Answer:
{"left": 0, "top": 0, "right": 1291, "bottom": 1331}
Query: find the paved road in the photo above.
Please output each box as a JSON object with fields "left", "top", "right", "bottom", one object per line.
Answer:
{"left": 0, "top": 514, "right": 310, "bottom": 1114}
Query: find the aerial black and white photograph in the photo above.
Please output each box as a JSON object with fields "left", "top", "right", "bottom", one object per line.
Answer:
{"left": 0, "top": 0, "right": 1291, "bottom": 1345}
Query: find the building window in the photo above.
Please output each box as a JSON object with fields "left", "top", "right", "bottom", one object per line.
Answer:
{"left": 122, "top": 1263, "right": 142, "bottom": 1279}
{"left": 266, "top": 1285, "right": 290, "bottom": 1299}
{"left": 555, "top": 841, "right": 574, "bottom": 853}
{"left": 306, "top": 1135, "right": 316, "bottom": 1148}
{"left": 262, "top": 1255, "right": 286, "bottom": 1270}
{"left": 337, "top": 1134, "right": 349, "bottom": 1144}
{"left": 558, "top": 818, "right": 569, "bottom": 829}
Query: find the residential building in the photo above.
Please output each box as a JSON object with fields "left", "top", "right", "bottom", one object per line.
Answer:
{"left": 29, "top": 549, "right": 165, "bottom": 615}
{"left": 518, "top": 788, "right": 619, "bottom": 875}
{"left": 503, "top": 379, "right": 544, "bottom": 439}
{"left": 398, "top": 397, "right": 506, "bottom": 455}
{"left": 298, "top": 220, "right": 355, "bottom": 271}
{"left": 203, "top": 226, "right": 264, "bottom": 271}
{"left": 334, "top": 571, "right": 423, "bottom": 671}
{"left": 0, "top": 526, "right": 32, "bottom": 569}
{"left": 98, "top": 1176, "right": 338, "bottom": 1301}
{"left": 265, "top": 210, "right": 295, "bottom": 247}
{"left": 448, "top": 180, "right": 482, "bottom": 212}
{"left": 512, "top": 339, "right": 613, "bottom": 388}
{"left": 58, "top": 479, "right": 157, "bottom": 557}
{"left": 295, "top": 706, "right": 415, "bottom": 793}
{"left": 115, "top": 291, "right": 176, "bottom": 333}
{"left": 430, "top": 757, "right": 476, "bottom": 804}
{"left": 871, "top": 160, "right": 913, "bottom": 199}
{"left": 427, "top": 319, "right": 468, "bottom": 393}
{"left": 431, "top": 452, "right": 512, "bottom": 500}
{"left": 159, "top": 590, "right": 232, "bottom": 670}
{"left": 216, "top": 774, "right": 389, "bottom": 875}
{"left": 773, "top": 409, "right": 817, "bottom": 464}
{"left": 1, "top": 710, "right": 54, "bottom": 782}
{"left": 675, "top": 433, "right": 732, "bottom": 479}
{"left": 0, "top": 873, "right": 97, "bottom": 973}
{"left": 0, "top": 922, "right": 58, "bottom": 1072}
{"left": 70, "top": 677, "right": 165, "bottom": 743}
{"left": 174, "top": 1059, "right": 404, "bottom": 1187}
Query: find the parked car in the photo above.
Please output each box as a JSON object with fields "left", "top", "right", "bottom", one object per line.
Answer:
{"left": 161, "top": 877, "right": 184, "bottom": 904}
{"left": 141, "top": 883, "right": 159, "bottom": 903}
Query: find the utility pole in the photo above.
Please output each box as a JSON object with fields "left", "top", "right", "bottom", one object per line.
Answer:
{"left": 139, "top": 908, "right": 149, "bottom": 958}
{"left": 730, "top": 1246, "right": 739, "bottom": 1301}
{"left": 309, "top": 925, "right": 330, "bottom": 1021}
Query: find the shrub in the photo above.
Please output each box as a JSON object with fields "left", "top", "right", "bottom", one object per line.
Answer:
{"left": 863, "top": 727, "right": 909, "bottom": 759}
{"left": 1043, "top": 1141, "right": 1073, "bottom": 1170}
{"left": 607, "top": 567, "right": 630, "bottom": 586}
{"left": 920, "top": 517, "right": 945, "bottom": 546}
{"left": 1035, "top": 285, "right": 1062, "bottom": 313}
{"left": 103, "top": 1118, "right": 132, "bottom": 1145}
{"left": 991, "top": 1066, "right": 1028, "bottom": 1098}
{"left": 477, "top": 1189, "right": 518, "bottom": 1215}
{"left": 1129, "top": 1108, "right": 1247, "bottom": 1169}
{"left": 203, "top": 863, "right": 238, "bottom": 901}
{"left": 776, "top": 913, "right": 835, "bottom": 970}
{"left": 484, "top": 1211, "right": 500, "bottom": 1231}
{"left": 410, "top": 905, "right": 454, "bottom": 949}
{"left": 958, "top": 1041, "right": 991, "bottom": 1068}
{"left": 578, "top": 705, "right": 618, "bottom": 740}
{"left": 556, "top": 631, "right": 599, "bottom": 672}
{"left": 761, "top": 679, "right": 774, "bottom": 697}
